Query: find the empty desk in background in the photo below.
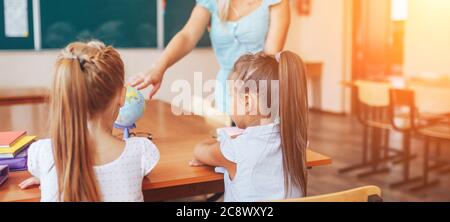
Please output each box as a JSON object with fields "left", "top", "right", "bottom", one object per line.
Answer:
{"left": 0, "top": 88, "right": 49, "bottom": 105}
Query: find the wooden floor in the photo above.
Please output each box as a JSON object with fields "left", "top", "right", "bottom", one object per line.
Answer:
{"left": 307, "top": 112, "right": 450, "bottom": 202}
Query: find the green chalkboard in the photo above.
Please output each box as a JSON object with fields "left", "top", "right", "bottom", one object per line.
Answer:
{"left": 164, "top": 0, "right": 211, "bottom": 47}
{"left": 0, "top": 0, "right": 34, "bottom": 50}
{"left": 40, "top": 0, "right": 157, "bottom": 49}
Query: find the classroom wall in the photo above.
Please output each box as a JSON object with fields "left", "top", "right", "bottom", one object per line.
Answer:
{"left": 1, "top": 0, "right": 353, "bottom": 114}
{"left": 404, "top": 0, "right": 450, "bottom": 78}
{"left": 0, "top": 49, "right": 219, "bottom": 103}
{"left": 286, "top": 0, "right": 352, "bottom": 113}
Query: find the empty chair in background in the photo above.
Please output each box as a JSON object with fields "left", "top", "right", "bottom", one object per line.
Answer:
{"left": 408, "top": 83, "right": 450, "bottom": 191}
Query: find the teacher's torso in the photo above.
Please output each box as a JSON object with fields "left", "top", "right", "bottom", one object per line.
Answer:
{"left": 197, "top": 0, "right": 281, "bottom": 112}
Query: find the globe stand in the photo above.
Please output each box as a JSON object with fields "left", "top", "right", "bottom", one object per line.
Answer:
{"left": 114, "top": 123, "right": 136, "bottom": 140}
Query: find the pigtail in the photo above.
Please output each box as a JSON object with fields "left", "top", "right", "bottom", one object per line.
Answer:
{"left": 278, "top": 51, "right": 309, "bottom": 197}
{"left": 51, "top": 53, "right": 101, "bottom": 202}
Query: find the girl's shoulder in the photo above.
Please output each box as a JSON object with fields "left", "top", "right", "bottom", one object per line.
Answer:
{"left": 221, "top": 124, "right": 281, "bottom": 162}
{"left": 125, "top": 137, "right": 159, "bottom": 161}
{"left": 27, "top": 139, "right": 55, "bottom": 178}
{"left": 125, "top": 137, "right": 158, "bottom": 153}
{"left": 28, "top": 139, "right": 53, "bottom": 161}
{"left": 125, "top": 137, "right": 160, "bottom": 176}
{"left": 29, "top": 138, "right": 52, "bottom": 147}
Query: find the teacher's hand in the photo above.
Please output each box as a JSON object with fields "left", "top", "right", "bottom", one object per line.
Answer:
{"left": 130, "top": 66, "right": 165, "bottom": 99}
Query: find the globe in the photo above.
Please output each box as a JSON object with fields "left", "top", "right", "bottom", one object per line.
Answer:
{"left": 115, "top": 86, "right": 146, "bottom": 128}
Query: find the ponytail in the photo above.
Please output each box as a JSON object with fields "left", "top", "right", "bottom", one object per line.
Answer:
{"left": 278, "top": 51, "right": 309, "bottom": 197}
{"left": 50, "top": 41, "right": 124, "bottom": 202}
{"left": 51, "top": 57, "right": 101, "bottom": 202}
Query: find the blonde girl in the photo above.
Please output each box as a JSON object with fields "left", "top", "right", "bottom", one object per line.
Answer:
{"left": 19, "top": 41, "right": 160, "bottom": 202}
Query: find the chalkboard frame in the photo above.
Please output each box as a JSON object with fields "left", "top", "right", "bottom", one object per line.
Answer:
{"left": 0, "top": 0, "right": 35, "bottom": 50}
{"left": 164, "top": 0, "right": 211, "bottom": 48}
{"left": 1, "top": 0, "right": 212, "bottom": 50}
{"left": 39, "top": 0, "right": 158, "bottom": 49}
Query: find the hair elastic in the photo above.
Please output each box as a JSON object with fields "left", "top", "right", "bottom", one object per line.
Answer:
{"left": 275, "top": 52, "right": 283, "bottom": 63}
{"left": 60, "top": 51, "right": 77, "bottom": 60}
{"left": 60, "top": 50, "right": 87, "bottom": 70}
{"left": 77, "top": 57, "right": 86, "bottom": 69}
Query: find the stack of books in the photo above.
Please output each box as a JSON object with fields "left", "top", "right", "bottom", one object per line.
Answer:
{"left": 0, "top": 165, "right": 8, "bottom": 186}
{"left": 0, "top": 131, "right": 36, "bottom": 172}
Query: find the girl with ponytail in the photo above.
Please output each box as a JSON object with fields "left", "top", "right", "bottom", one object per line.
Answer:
{"left": 19, "top": 41, "right": 160, "bottom": 202}
{"left": 191, "top": 51, "right": 309, "bottom": 201}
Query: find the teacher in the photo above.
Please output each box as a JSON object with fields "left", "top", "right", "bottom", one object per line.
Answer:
{"left": 131, "top": 0, "right": 290, "bottom": 113}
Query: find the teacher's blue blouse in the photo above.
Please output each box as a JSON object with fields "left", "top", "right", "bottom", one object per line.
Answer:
{"left": 196, "top": 0, "right": 281, "bottom": 113}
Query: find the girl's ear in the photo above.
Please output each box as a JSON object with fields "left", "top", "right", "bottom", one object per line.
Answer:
{"left": 119, "top": 87, "right": 127, "bottom": 107}
{"left": 244, "top": 93, "right": 256, "bottom": 114}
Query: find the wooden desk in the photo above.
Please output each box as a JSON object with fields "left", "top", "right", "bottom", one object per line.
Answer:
{"left": 0, "top": 88, "right": 49, "bottom": 105}
{"left": 0, "top": 100, "right": 331, "bottom": 202}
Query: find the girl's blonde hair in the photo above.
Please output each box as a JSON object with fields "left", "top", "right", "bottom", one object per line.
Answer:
{"left": 50, "top": 41, "right": 125, "bottom": 202}
{"left": 230, "top": 51, "right": 309, "bottom": 197}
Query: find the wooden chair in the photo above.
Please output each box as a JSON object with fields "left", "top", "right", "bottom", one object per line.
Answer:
{"left": 408, "top": 84, "right": 450, "bottom": 191}
{"left": 340, "top": 81, "right": 397, "bottom": 177}
{"left": 280, "top": 186, "right": 382, "bottom": 202}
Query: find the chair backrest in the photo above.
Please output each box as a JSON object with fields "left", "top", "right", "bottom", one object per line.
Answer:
{"left": 279, "top": 186, "right": 382, "bottom": 202}
{"left": 409, "top": 83, "right": 450, "bottom": 115}
{"left": 389, "top": 89, "right": 416, "bottom": 130}
{"left": 355, "top": 80, "right": 391, "bottom": 107}
{"left": 354, "top": 81, "right": 392, "bottom": 127}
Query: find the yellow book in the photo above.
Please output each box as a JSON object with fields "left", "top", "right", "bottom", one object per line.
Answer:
{"left": 0, "top": 136, "right": 36, "bottom": 158}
